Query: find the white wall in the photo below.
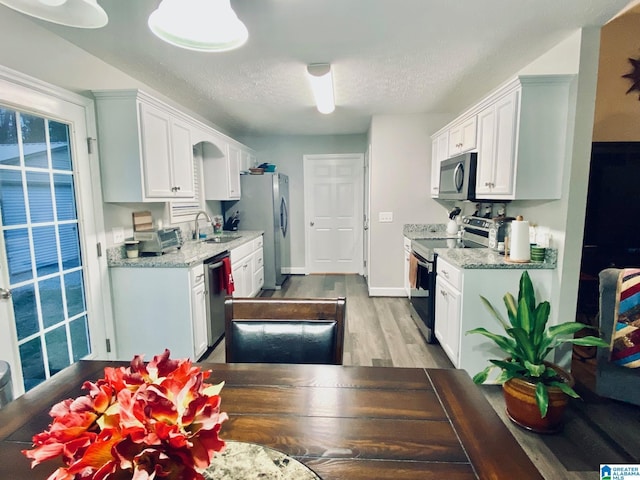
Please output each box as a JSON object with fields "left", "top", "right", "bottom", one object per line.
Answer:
{"left": 367, "top": 114, "right": 451, "bottom": 295}
{"left": 238, "top": 134, "right": 367, "bottom": 271}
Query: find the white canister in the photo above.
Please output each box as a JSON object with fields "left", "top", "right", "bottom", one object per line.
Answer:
{"left": 446, "top": 219, "right": 459, "bottom": 235}
{"left": 509, "top": 216, "right": 530, "bottom": 262}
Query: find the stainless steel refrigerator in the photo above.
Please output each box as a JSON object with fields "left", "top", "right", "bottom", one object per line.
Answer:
{"left": 224, "top": 173, "right": 290, "bottom": 289}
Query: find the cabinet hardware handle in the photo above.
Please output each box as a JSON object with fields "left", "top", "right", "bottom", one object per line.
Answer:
{"left": 440, "top": 289, "right": 447, "bottom": 297}
{"left": 485, "top": 182, "right": 490, "bottom": 186}
{"left": 0, "top": 287, "right": 11, "bottom": 300}
{"left": 310, "top": 221, "right": 315, "bottom": 226}
{"left": 442, "top": 270, "right": 449, "bottom": 277}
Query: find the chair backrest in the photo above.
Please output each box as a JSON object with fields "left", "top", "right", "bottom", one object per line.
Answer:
{"left": 595, "top": 268, "right": 640, "bottom": 406}
{"left": 225, "top": 296, "right": 346, "bottom": 364}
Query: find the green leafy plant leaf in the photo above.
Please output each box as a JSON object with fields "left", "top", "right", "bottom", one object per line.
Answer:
{"left": 480, "top": 295, "right": 511, "bottom": 330}
{"left": 465, "top": 328, "right": 518, "bottom": 356}
{"left": 548, "top": 380, "right": 580, "bottom": 399}
{"left": 535, "top": 382, "right": 549, "bottom": 418}
{"left": 503, "top": 293, "right": 518, "bottom": 328}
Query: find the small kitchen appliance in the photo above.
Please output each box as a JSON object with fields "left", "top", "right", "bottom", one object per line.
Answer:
{"left": 134, "top": 227, "right": 183, "bottom": 255}
{"left": 461, "top": 215, "right": 514, "bottom": 251}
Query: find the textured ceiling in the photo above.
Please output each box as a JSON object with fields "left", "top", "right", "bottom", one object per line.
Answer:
{"left": 17, "top": 0, "right": 635, "bottom": 136}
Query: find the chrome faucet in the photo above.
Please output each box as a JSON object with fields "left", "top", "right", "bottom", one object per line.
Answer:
{"left": 194, "top": 210, "right": 212, "bottom": 240}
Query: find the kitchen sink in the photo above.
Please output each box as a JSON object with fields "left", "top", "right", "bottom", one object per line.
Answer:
{"left": 203, "top": 235, "right": 241, "bottom": 244}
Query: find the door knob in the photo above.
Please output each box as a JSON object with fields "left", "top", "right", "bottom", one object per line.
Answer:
{"left": 0, "top": 288, "right": 11, "bottom": 300}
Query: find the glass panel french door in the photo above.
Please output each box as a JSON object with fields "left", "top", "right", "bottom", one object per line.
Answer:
{"left": 0, "top": 107, "right": 91, "bottom": 392}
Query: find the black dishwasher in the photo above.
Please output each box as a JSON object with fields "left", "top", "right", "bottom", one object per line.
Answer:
{"left": 204, "top": 251, "right": 230, "bottom": 347}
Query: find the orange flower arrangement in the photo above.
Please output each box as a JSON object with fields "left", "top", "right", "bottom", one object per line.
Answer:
{"left": 22, "top": 350, "right": 228, "bottom": 480}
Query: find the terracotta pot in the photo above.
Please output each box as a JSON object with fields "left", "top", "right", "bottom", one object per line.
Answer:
{"left": 502, "top": 363, "right": 574, "bottom": 434}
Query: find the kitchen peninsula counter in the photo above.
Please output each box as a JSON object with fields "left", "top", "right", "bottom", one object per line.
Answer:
{"left": 435, "top": 246, "right": 557, "bottom": 270}
{"left": 107, "top": 230, "right": 263, "bottom": 268}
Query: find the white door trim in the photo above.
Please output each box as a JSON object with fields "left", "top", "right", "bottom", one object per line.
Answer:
{"left": 0, "top": 65, "right": 114, "bottom": 395}
{"left": 303, "top": 153, "right": 365, "bottom": 275}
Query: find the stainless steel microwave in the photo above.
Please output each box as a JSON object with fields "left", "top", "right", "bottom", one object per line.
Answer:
{"left": 438, "top": 152, "right": 477, "bottom": 200}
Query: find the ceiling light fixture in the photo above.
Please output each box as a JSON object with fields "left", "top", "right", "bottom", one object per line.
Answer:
{"left": 0, "top": 0, "right": 108, "bottom": 28}
{"left": 307, "top": 63, "right": 335, "bottom": 114}
{"left": 148, "top": 0, "right": 248, "bottom": 53}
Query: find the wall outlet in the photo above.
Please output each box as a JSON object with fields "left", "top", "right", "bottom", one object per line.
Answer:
{"left": 378, "top": 212, "right": 393, "bottom": 223}
{"left": 112, "top": 227, "right": 124, "bottom": 244}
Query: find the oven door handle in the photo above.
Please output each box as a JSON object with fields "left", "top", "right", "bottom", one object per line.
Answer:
{"left": 411, "top": 252, "right": 432, "bottom": 269}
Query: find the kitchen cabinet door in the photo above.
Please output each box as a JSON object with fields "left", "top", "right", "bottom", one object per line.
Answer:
{"left": 227, "top": 144, "right": 241, "bottom": 199}
{"left": 448, "top": 115, "right": 477, "bottom": 156}
{"left": 191, "top": 275, "right": 208, "bottom": 360}
{"left": 434, "top": 274, "right": 461, "bottom": 367}
{"left": 430, "top": 131, "right": 449, "bottom": 197}
{"left": 203, "top": 141, "right": 241, "bottom": 200}
{"left": 170, "top": 117, "right": 195, "bottom": 198}
{"left": 139, "top": 101, "right": 173, "bottom": 198}
{"left": 403, "top": 237, "right": 411, "bottom": 297}
{"left": 475, "top": 90, "right": 518, "bottom": 198}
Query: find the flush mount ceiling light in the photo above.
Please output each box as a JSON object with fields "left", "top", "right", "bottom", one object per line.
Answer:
{"left": 148, "top": 0, "right": 248, "bottom": 53}
{"left": 307, "top": 63, "right": 335, "bottom": 114}
{"left": 0, "top": 0, "right": 107, "bottom": 28}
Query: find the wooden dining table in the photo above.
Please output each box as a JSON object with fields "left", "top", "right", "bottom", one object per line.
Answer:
{"left": 0, "top": 361, "right": 543, "bottom": 479}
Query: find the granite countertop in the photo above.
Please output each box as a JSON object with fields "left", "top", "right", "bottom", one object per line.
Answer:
{"left": 435, "top": 247, "right": 556, "bottom": 270}
{"left": 107, "top": 230, "right": 264, "bottom": 268}
{"left": 404, "top": 223, "right": 557, "bottom": 270}
{"left": 403, "top": 223, "right": 458, "bottom": 240}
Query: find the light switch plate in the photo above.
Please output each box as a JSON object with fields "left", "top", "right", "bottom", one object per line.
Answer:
{"left": 379, "top": 212, "right": 393, "bottom": 223}
{"left": 112, "top": 227, "right": 124, "bottom": 244}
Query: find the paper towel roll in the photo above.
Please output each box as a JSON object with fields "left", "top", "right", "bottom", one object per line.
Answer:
{"left": 509, "top": 216, "right": 530, "bottom": 262}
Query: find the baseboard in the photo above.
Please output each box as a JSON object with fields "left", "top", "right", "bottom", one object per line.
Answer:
{"left": 368, "top": 287, "right": 407, "bottom": 297}
{"left": 283, "top": 267, "right": 305, "bottom": 275}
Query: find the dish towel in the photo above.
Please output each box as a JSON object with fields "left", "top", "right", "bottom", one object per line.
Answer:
{"left": 221, "top": 257, "right": 235, "bottom": 295}
{"left": 409, "top": 253, "right": 418, "bottom": 289}
{"left": 610, "top": 268, "right": 640, "bottom": 368}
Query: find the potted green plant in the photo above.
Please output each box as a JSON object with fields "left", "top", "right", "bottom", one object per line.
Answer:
{"left": 467, "top": 271, "right": 609, "bottom": 433}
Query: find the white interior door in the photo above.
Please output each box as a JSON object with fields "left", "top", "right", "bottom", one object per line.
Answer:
{"left": 0, "top": 69, "right": 111, "bottom": 397}
{"left": 304, "top": 154, "right": 364, "bottom": 274}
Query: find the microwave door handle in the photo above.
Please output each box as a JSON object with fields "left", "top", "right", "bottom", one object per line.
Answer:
{"left": 453, "top": 163, "right": 464, "bottom": 192}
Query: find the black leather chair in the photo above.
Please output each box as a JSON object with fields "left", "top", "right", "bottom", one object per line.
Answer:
{"left": 224, "top": 297, "right": 346, "bottom": 364}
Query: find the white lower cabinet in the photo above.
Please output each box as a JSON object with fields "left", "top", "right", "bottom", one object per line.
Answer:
{"left": 110, "top": 264, "right": 207, "bottom": 361}
{"left": 434, "top": 261, "right": 461, "bottom": 365}
{"left": 190, "top": 264, "right": 208, "bottom": 360}
{"left": 434, "top": 257, "right": 554, "bottom": 379}
{"left": 403, "top": 237, "right": 411, "bottom": 297}
{"left": 231, "top": 235, "right": 264, "bottom": 297}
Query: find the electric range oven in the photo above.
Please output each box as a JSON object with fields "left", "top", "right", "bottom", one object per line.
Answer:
{"left": 409, "top": 237, "right": 484, "bottom": 343}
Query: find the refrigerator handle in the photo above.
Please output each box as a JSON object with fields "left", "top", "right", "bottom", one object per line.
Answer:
{"left": 280, "top": 196, "right": 288, "bottom": 237}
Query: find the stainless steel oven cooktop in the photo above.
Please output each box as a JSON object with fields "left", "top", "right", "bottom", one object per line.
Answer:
{"left": 411, "top": 237, "right": 485, "bottom": 262}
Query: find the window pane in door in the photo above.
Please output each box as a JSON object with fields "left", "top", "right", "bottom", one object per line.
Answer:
{"left": 12, "top": 284, "right": 38, "bottom": 340}
{"left": 0, "top": 108, "right": 20, "bottom": 166}
{"left": 33, "top": 225, "right": 59, "bottom": 277}
{"left": 65, "top": 270, "right": 86, "bottom": 318}
{"left": 54, "top": 174, "right": 76, "bottom": 220}
{"left": 40, "top": 276, "right": 64, "bottom": 328}
{"left": 27, "top": 171, "right": 54, "bottom": 222}
{"left": 3, "top": 228, "right": 32, "bottom": 283}
{"left": 19, "top": 338, "right": 45, "bottom": 390}
{"left": 70, "top": 315, "right": 90, "bottom": 361}
{"left": 49, "top": 121, "right": 71, "bottom": 171}
{"left": 59, "top": 223, "right": 81, "bottom": 269}
{"left": 0, "top": 170, "right": 27, "bottom": 225}
{"left": 45, "top": 325, "right": 70, "bottom": 376}
{"left": 21, "top": 113, "right": 48, "bottom": 169}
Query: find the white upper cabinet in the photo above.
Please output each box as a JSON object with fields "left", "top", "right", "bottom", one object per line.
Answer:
{"left": 475, "top": 75, "right": 573, "bottom": 200}
{"left": 448, "top": 115, "right": 477, "bottom": 156}
{"left": 431, "top": 74, "right": 574, "bottom": 201}
{"left": 94, "top": 90, "right": 196, "bottom": 202}
{"left": 431, "top": 130, "right": 449, "bottom": 197}
{"left": 202, "top": 138, "right": 243, "bottom": 200}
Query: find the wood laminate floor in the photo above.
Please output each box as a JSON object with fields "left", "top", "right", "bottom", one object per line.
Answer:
{"left": 204, "top": 274, "right": 640, "bottom": 480}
